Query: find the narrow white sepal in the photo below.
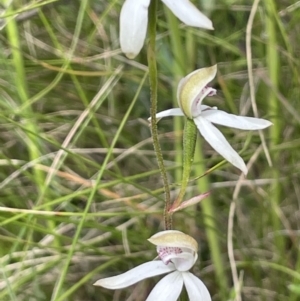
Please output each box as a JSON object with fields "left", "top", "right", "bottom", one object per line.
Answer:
{"left": 161, "top": 0, "right": 213, "bottom": 29}
{"left": 201, "top": 110, "right": 273, "bottom": 130}
{"left": 156, "top": 108, "right": 184, "bottom": 118}
{"left": 194, "top": 117, "right": 248, "bottom": 175}
{"left": 146, "top": 271, "right": 183, "bottom": 301}
{"left": 148, "top": 108, "right": 185, "bottom": 121}
{"left": 182, "top": 272, "right": 212, "bottom": 301}
{"left": 94, "top": 261, "right": 175, "bottom": 289}
{"left": 120, "top": 0, "right": 150, "bottom": 59}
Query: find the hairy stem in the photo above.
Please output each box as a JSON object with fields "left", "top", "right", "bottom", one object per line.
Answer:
{"left": 148, "top": 0, "right": 172, "bottom": 229}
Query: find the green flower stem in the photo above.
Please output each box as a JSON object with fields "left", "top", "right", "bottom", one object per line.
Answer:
{"left": 164, "top": 8, "right": 195, "bottom": 212}
{"left": 265, "top": 0, "right": 284, "bottom": 253}
{"left": 148, "top": 0, "right": 172, "bottom": 230}
{"left": 172, "top": 118, "right": 197, "bottom": 209}
{"left": 195, "top": 140, "right": 228, "bottom": 296}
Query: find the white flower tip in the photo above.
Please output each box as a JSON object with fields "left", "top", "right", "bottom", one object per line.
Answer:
{"left": 148, "top": 230, "right": 198, "bottom": 253}
{"left": 242, "top": 165, "right": 248, "bottom": 175}
{"left": 124, "top": 52, "right": 138, "bottom": 59}
{"left": 148, "top": 116, "right": 163, "bottom": 124}
{"left": 163, "top": 0, "right": 213, "bottom": 30}
{"left": 200, "top": 20, "right": 214, "bottom": 30}
{"left": 266, "top": 120, "right": 273, "bottom": 127}
{"left": 232, "top": 156, "right": 248, "bottom": 175}
{"left": 194, "top": 19, "right": 214, "bottom": 30}
{"left": 93, "top": 279, "right": 104, "bottom": 287}
{"left": 119, "top": 0, "right": 149, "bottom": 60}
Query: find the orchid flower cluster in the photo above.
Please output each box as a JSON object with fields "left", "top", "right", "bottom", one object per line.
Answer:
{"left": 155, "top": 65, "right": 272, "bottom": 175}
{"left": 94, "top": 1, "right": 272, "bottom": 300}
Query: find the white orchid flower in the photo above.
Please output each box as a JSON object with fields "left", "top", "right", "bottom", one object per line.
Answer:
{"left": 120, "top": 0, "right": 213, "bottom": 59}
{"left": 94, "top": 230, "right": 211, "bottom": 301}
{"left": 153, "top": 65, "right": 272, "bottom": 175}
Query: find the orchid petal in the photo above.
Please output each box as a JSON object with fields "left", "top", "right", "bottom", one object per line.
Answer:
{"left": 169, "top": 249, "right": 197, "bottom": 272}
{"left": 94, "top": 261, "right": 175, "bottom": 289}
{"left": 120, "top": 0, "right": 150, "bottom": 59}
{"left": 183, "top": 272, "right": 211, "bottom": 301}
{"left": 161, "top": 0, "right": 213, "bottom": 29}
{"left": 201, "top": 104, "right": 215, "bottom": 111}
{"left": 194, "top": 117, "right": 248, "bottom": 174}
{"left": 201, "top": 109, "right": 273, "bottom": 130}
{"left": 177, "top": 65, "right": 217, "bottom": 118}
{"left": 148, "top": 108, "right": 184, "bottom": 122}
{"left": 146, "top": 271, "right": 183, "bottom": 301}
{"left": 149, "top": 230, "right": 198, "bottom": 253}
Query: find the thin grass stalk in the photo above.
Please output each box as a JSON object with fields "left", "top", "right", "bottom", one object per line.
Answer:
{"left": 40, "top": 0, "right": 89, "bottom": 190}
{"left": 265, "top": 0, "right": 284, "bottom": 254}
{"left": 5, "top": 5, "right": 59, "bottom": 248}
{"left": 265, "top": 2, "right": 300, "bottom": 297}
{"left": 5, "top": 7, "right": 43, "bottom": 193}
{"left": 51, "top": 70, "right": 148, "bottom": 301}
{"left": 39, "top": 10, "right": 122, "bottom": 176}
{"left": 148, "top": 0, "right": 172, "bottom": 229}
{"left": 195, "top": 141, "right": 228, "bottom": 297}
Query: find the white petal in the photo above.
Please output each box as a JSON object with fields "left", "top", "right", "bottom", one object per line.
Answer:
{"left": 170, "top": 249, "right": 197, "bottom": 272}
{"left": 201, "top": 110, "right": 273, "bottom": 130}
{"left": 156, "top": 108, "right": 184, "bottom": 118}
{"left": 146, "top": 271, "right": 183, "bottom": 301}
{"left": 161, "top": 0, "right": 213, "bottom": 29}
{"left": 201, "top": 105, "right": 214, "bottom": 111}
{"left": 183, "top": 272, "right": 211, "bottom": 301}
{"left": 120, "top": 0, "right": 150, "bottom": 59}
{"left": 94, "top": 261, "right": 175, "bottom": 289}
{"left": 194, "top": 117, "right": 248, "bottom": 174}
{"left": 148, "top": 108, "right": 184, "bottom": 121}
